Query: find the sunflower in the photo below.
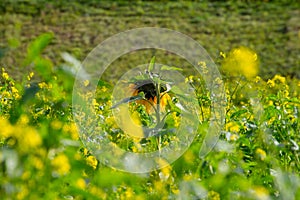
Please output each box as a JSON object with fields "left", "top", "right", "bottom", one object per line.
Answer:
{"left": 129, "top": 79, "right": 171, "bottom": 114}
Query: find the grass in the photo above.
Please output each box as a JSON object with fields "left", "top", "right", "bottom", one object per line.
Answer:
{"left": 0, "top": 1, "right": 299, "bottom": 80}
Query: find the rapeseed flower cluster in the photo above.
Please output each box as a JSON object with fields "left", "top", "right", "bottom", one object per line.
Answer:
{"left": 221, "top": 46, "right": 259, "bottom": 79}
{"left": 0, "top": 117, "right": 42, "bottom": 153}
{"left": 51, "top": 154, "right": 71, "bottom": 175}
{"left": 0, "top": 46, "right": 299, "bottom": 200}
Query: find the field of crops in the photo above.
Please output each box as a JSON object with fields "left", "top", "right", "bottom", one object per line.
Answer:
{"left": 0, "top": 1, "right": 300, "bottom": 199}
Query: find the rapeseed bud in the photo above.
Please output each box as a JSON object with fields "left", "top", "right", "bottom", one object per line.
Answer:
{"left": 198, "top": 61, "right": 208, "bottom": 74}
{"left": 185, "top": 75, "right": 194, "bottom": 83}
{"left": 27, "top": 72, "right": 34, "bottom": 81}
{"left": 172, "top": 112, "right": 180, "bottom": 128}
{"left": 2, "top": 68, "right": 9, "bottom": 80}
{"left": 83, "top": 80, "right": 89, "bottom": 87}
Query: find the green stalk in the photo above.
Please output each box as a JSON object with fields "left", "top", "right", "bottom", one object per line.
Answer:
{"left": 155, "top": 81, "right": 162, "bottom": 153}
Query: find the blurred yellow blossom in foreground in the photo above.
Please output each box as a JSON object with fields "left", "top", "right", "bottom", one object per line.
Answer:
{"left": 51, "top": 154, "right": 71, "bottom": 175}
{"left": 221, "top": 46, "right": 259, "bottom": 79}
{"left": 86, "top": 155, "right": 98, "bottom": 169}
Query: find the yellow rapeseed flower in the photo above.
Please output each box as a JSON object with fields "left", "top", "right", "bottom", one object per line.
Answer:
{"left": 121, "top": 187, "right": 134, "bottom": 200}
{"left": 86, "top": 155, "right": 98, "bottom": 169}
{"left": 51, "top": 120, "right": 63, "bottom": 130}
{"left": 2, "top": 68, "right": 9, "bottom": 80}
{"left": 182, "top": 174, "right": 194, "bottom": 181}
{"left": 27, "top": 72, "right": 34, "bottom": 81}
{"left": 62, "top": 123, "right": 79, "bottom": 140}
{"left": 11, "top": 86, "right": 20, "bottom": 99}
{"left": 272, "top": 74, "right": 286, "bottom": 84}
{"left": 21, "top": 171, "right": 31, "bottom": 181}
{"left": 38, "top": 82, "right": 47, "bottom": 89}
{"left": 230, "top": 134, "right": 239, "bottom": 141}
{"left": 101, "top": 86, "right": 108, "bottom": 93}
{"left": 16, "top": 186, "right": 29, "bottom": 200}
{"left": 30, "top": 156, "right": 44, "bottom": 170}
{"left": 2, "top": 90, "right": 12, "bottom": 99}
{"left": 256, "top": 148, "right": 267, "bottom": 161}
{"left": 38, "top": 82, "right": 52, "bottom": 89}
{"left": 267, "top": 79, "right": 275, "bottom": 88}
{"left": 255, "top": 76, "right": 262, "bottom": 83}
{"left": 82, "top": 148, "right": 89, "bottom": 156}
{"left": 18, "top": 115, "right": 29, "bottom": 125}
{"left": 84, "top": 80, "right": 90, "bottom": 87}
{"left": 221, "top": 46, "right": 259, "bottom": 79}
{"left": 76, "top": 178, "right": 86, "bottom": 189}
{"left": 172, "top": 112, "right": 180, "bottom": 128}
{"left": 208, "top": 190, "right": 221, "bottom": 200}
{"left": 0, "top": 117, "right": 14, "bottom": 138}
{"left": 156, "top": 157, "right": 172, "bottom": 181}
{"left": 252, "top": 186, "right": 269, "bottom": 200}
{"left": 220, "top": 51, "right": 226, "bottom": 58}
{"left": 89, "top": 186, "right": 107, "bottom": 199}
{"left": 69, "top": 123, "right": 79, "bottom": 140}
{"left": 283, "top": 89, "right": 289, "bottom": 98}
{"left": 171, "top": 188, "right": 180, "bottom": 195}
{"left": 185, "top": 75, "right": 194, "bottom": 83}
{"left": 51, "top": 154, "right": 71, "bottom": 175}
{"left": 226, "top": 121, "right": 240, "bottom": 133}
{"left": 20, "top": 127, "right": 42, "bottom": 150}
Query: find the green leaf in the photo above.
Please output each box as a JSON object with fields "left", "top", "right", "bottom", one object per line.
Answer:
{"left": 34, "top": 57, "right": 53, "bottom": 80}
{"left": 167, "top": 99, "right": 181, "bottom": 113}
{"left": 230, "top": 109, "right": 248, "bottom": 119}
{"left": 161, "top": 65, "right": 183, "bottom": 71}
{"left": 170, "top": 86, "right": 198, "bottom": 104}
{"left": 110, "top": 93, "right": 145, "bottom": 109}
{"left": 148, "top": 56, "right": 156, "bottom": 73}
{"left": 25, "top": 32, "right": 54, "bottom": 65}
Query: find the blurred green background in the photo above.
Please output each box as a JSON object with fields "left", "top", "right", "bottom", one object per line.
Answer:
{"left": 0, "top": 0, "right": 299, "bottom": 80}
